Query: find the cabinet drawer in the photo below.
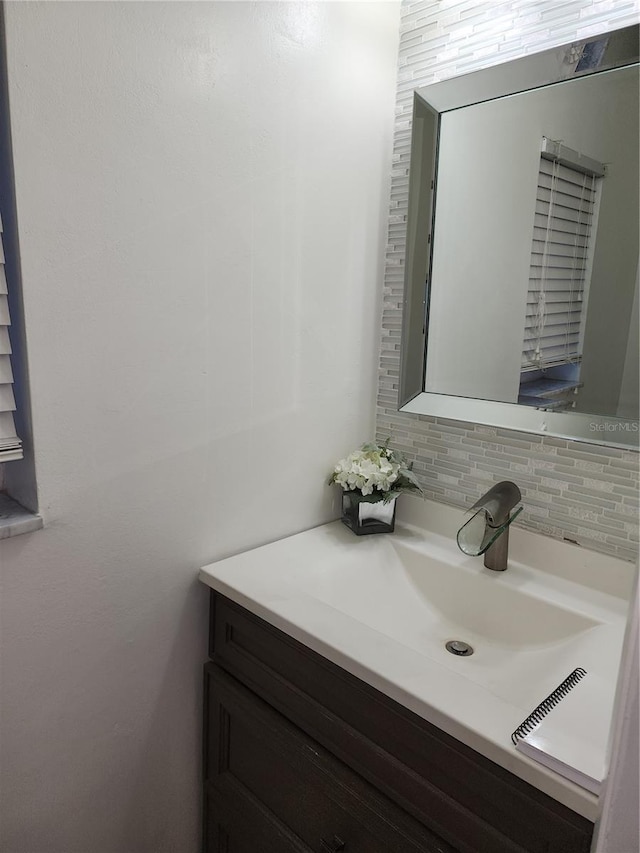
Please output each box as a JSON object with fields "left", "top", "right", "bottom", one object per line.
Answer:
{"left": 209, "top": 592, "right": 593, "bottom": 853}
{"left": 205, "top": 663, "right": 454, "bottom": 853}
{"left": 205, "top": 780, "right": 311, "bottom": 853}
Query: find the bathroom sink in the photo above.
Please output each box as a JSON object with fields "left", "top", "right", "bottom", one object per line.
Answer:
{"left": 296, "top": 534, "right": 610, "bottom": 709}
{"left": 304, "top": 538, "right": 598, "bottom": 649}
{"left": 199, "top": 500, "right": 633, "bottom": 819}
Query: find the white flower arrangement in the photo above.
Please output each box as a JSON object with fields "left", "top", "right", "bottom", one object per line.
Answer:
{"left": 328, "top": 439, "right": 423, "bottom": 503}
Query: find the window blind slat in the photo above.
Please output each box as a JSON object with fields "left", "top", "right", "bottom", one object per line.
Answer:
{"left": 0, "top": 295, "right": 10, "bottom": 326}
{"left": 539, "top": 158, "right": 600, "bottom": 184}
{"left": 532, "top": 230, "right": 589, "bottom": 248}
{"left": 537, "top": 185, "right": 596, "bottom": 207}
{"left": 0, "top": 327, "right": 11, "bottom": 354}
{"left": 0, "top": 354, "right": 14, "bottom": 385}
{"left": 538, "top": 173, "right": 598, "bottom": 199}
{"left": 525, "top": 303, "right": 581, "bottom": 317}
{"left": 523, "top": 317, "right": 583, "bottom": 333}
{"left": 524, "top": 332, "right": 581, "bottom": 348}
{"left": 526, "top": 291, "right": 583, "bottom": 305}
{"left": 533, "top": 214, "right": 590, "bottom": 237}
{"left": 524, "top": 346, "right": 580, "bottom": 368}
{"left": 535, "top": 197, "right": 593, "bottom": 217}
{"left": 0, "top": 412, "right": 23, "bottom": 458}
{"left": 524, "top": 323, "right": 580, "bottom": 350}
{"left": 526, "top": 315, "right": 582, "bottom": 327}
{"left": 0, "top": 383, "right": 16, "bottom": 412}
{"left": 530, "top": 256, "right": 588, "bottom": 270}
{"left": 530, "top": 257, "right": 587, "bottom": 271}
{"left": 531, "top": 242, "right": 589, "bottom": 259}
{"left": 523, "top": 314, "right": 582, "bottom": 330}
{"left": 525, "top": 344, "right": 581, "bottom": 362}
{"left": 527, "top": 280, "right": 585, "bottom": 293}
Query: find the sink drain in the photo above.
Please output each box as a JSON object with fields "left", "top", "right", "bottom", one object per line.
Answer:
{"left": 445, "top": 640, "right": 474, "bottom": 656}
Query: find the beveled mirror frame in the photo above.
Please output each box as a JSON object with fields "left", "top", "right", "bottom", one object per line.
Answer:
{"left": 399, "top": 24, "right": 640, "bottom": 451}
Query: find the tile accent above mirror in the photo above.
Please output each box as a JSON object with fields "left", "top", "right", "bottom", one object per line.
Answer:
{"left": 377, "top": 0, "right": 639, "bottom": 562}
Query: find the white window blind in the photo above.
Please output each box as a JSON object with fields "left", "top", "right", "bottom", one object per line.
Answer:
{"left": 522, "top": 139, "right": 604, "bottom": 372}
{"left": 0, "top": 211, "right": 23, "bottom": 461}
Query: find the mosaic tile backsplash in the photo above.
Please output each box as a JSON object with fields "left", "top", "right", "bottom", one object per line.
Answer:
{"left": 377, "top": 0, "right": 639, "bottom": 562}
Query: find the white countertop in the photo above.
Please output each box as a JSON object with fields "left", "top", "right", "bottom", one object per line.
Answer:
{"left": 199, "top": 497, "right": 635, "bottom": 821}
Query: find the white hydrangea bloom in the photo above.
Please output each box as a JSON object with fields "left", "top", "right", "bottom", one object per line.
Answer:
{"left": 329, "top": 440, "right": 423, "bottom": 504}
{"left": 333, "top": 450, "right": 400, "bottom": 496}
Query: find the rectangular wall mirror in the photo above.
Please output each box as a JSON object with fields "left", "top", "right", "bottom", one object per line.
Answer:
{"left": 399, "top": 25, "right": 639, "bottom": 451}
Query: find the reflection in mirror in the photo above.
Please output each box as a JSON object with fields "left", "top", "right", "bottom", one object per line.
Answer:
{"left": 400, "top": 25, "right": 639, "bottom": 450}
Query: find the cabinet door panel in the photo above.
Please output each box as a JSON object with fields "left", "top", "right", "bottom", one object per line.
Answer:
{"left": 206, "top": 784, "right": 312, "bottom": 853}
{"left": 205, "top": 663, "right": 455, "bottom": 853}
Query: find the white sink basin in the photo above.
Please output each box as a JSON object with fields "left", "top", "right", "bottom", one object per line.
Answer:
{"left": 199, "top": 499, "right": 634, "bottom": 821}
{"left": 286, "top": 531, "right": 622, "bottom": 713}
{"left": 304, "top": 537, "right": 598, "bottom": 648}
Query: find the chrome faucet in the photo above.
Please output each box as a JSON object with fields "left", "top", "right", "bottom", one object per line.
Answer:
{"left": 456, "top": 481, "right": 522, "bottom": 571}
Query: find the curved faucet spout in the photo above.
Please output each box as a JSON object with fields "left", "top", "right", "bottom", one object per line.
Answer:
{"left": 456, "top": 481, "right": 522, "bottom": 571}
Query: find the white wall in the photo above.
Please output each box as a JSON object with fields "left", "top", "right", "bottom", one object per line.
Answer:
{"left": 0, "top": 3, "right": 400, "bottom": 851}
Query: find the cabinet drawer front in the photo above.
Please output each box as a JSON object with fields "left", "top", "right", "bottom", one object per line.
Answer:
{"left": 206, "top": 784, "right": 312, "bottom": 853}
{"left": 209, "top": 592, "right": 593, "bottom": 853}
{"left": 205, "top": 663, "right": 454, "bottom": 853}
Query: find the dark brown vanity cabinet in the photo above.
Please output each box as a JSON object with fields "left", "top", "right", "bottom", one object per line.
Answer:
{"left": 204, "top": 592, "right": 594, "bottom": 853}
